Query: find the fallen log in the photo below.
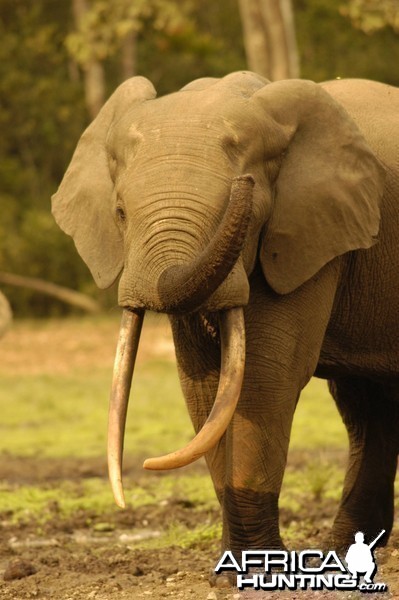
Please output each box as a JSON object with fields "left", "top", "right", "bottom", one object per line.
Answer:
{"left": 0, "top": 272, "right": 101, "bottom": 314}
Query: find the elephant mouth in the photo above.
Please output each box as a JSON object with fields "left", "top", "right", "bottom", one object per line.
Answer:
{"left": 107, "top": 175, "right": 254, "bottom": 509}
{"left": 107, "top": 306, "right": 246, "bottom": 508}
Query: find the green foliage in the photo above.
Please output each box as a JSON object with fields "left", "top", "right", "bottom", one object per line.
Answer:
{"left": 295, "top": 0, "right": 399, "bottom": 85}
{"left": 104, "top": 0, "right": 245, "bottom": 94}
{"left": 66, "top": 0, "right": 198, "bottom": 64}
{"left": 0, "top": 0, "right": 88, "bottom": 315}
{"left": 340, "top": 0, "right": 399, "bottom": 34}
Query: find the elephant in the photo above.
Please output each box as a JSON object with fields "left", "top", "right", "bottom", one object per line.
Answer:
{"left": 52, "top": 71, "right": 399, "bottom": 582}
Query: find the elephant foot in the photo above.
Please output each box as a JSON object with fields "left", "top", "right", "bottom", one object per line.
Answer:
{"left": 331, "top": 518, "right": 391, "bottom": 552}
{"left": 209, "top": 567, "right": 268, "bottom": 588}
{"left": 209, "top": 569, "right": 236, "bottom": 588}
{"left": 332, "top": 479, "right": 394, "bottom": 548}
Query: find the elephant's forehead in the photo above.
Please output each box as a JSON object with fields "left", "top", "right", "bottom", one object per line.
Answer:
{"left": 128, "top": 90, "right": 250, "bottom": 135}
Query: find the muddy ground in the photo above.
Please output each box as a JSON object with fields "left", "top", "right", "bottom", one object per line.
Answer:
{"left": 0, "top": 454, "right": 221, "bottom": 600}
{"left": 0, "top": 318, "right": 398, "bottom": 599}
{"left": 1, "top": 454, "right": 398, "bottom": 600}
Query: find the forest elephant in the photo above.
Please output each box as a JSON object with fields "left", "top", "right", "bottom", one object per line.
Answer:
{"left": 52, "top": 71, "right": 399, "bottom": 582}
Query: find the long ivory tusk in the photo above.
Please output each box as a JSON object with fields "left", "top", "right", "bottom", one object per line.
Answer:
{"left": 143, "top": 307, "right": 245, "bottom": 470}
{"left": 108, "top": 309, "right": 144, "bottom": 508}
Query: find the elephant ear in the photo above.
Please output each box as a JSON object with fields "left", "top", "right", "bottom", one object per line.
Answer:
{"left": 52, "top": 77, "right": 156, "bottom": 289}
{"left": 253, "top": 79, "right": 385, "bottom": 295}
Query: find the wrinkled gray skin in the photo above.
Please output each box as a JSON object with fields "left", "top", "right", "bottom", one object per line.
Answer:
{"left": 52, "top": 72, "right": 399, "bottom": 578}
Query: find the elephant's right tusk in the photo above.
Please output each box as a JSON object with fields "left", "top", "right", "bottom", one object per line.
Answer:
{"left": 108, "top": 308, "right": 144, "bottom": 508}
{"left": 143, "top": 307, "right": 245, "bottom": 470}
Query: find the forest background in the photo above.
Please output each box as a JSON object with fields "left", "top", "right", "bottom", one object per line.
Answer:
{"left": 1, "top": 0, "right": 398, "bottom": 316}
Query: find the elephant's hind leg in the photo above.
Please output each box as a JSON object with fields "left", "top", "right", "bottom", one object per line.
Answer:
{"left": 329, "top": 376, "right": 399, "bottom": 548}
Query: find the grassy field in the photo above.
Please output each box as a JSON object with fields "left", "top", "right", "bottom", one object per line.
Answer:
{"left": 0, "top": 315, "right": 397, "bottom": 599}
{"left": 0, "top": 315, "right": 346, "bottom": 523}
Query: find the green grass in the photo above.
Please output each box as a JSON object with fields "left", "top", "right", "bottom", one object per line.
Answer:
{"left": 0, "top": 357, "right": 345, "bottom": 458}
{"left": 0, "top": 473, "right": 217, "bottom": 525}
{"left": 0, "top": 479, "right": 113, "bottom": 523}
{"left": 1, "top": 373, "right": 107, "bottom": 456}
{"left": 124, "top": 359, "right": 193, "bottom": 458}
{"left": 0, "top": 360, "right": 190, "bottom": 458}
{"left": 291, "top": 378, "right": 347, "bottom": 450}
{"left": 0, "top": 317, "right": 351, "bottom": 549}
{"left": 148, "top": 521, "right": 222, "bottom": 550}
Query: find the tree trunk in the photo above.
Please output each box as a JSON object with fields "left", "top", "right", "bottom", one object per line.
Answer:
{"left": 237, "top": 0, "right": 299, "bottom": 80}
{"left": 280, "top": 0, "right": 300, "bottom": 78}
{"left": 72, "top": 0, "right": 105, "bottom": 118}
{"left": 0, "top": 291, "right": 12, "bottom": 338}
{"left": 82, "top": 59, "right": 106, "bottom": 119}
{"left": 121, "top": 31, "right": 138, "bottom": 80}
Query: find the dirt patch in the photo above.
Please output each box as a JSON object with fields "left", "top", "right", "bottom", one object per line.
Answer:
{"left": 0, "top": 315, "right": 174, "bottom": 376}
{"left": 0, "top": 455, "right": 219, "bottom": 599}
{"left": 0, "top": 455, "right": 398, "bottom": 599}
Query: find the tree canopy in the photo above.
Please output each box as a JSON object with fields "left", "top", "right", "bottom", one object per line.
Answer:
{"left": 341, "top": 0, "right": 399, "bottom": 34}
{"left": 1, "top": 0, "right": 399, "bottom": 315}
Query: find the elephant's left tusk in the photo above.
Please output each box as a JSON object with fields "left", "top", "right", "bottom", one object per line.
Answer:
{"left": 108, "top": 308, "right": 144, "bottom": 508}
{"left": 143, "top": 306, "right": 245, "bottom": 470}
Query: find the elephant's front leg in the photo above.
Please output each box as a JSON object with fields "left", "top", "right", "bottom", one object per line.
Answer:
{"left": 223, "top": 394, "right": 295, "bottom": 552}
{"left": 171, "top": 311, "right": 298, "bottom": 555}
{"left": 171, "top": 261, "right": 341, "bottom": 582}
{"left": 170, "top": 313, "right": 228, "bottom": 511}
{"left": 220, "top": 263, "right": 341, "bottom": 558}
{"left": 221, "top": 313, "right": 300, "bottom": 555}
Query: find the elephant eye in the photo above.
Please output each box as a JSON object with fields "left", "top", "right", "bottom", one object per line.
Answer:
{"left": 116, "top": 206, "right": 126, "bottom": 226}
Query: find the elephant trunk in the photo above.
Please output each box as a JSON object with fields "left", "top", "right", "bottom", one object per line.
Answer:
{"left": 108, "top": 306, "right": 246, "bottom": 507}
{"left": 156, "top": 175, "right": 254, "bottom": 313}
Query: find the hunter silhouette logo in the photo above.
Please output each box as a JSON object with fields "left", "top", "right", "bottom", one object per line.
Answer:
{"left": 215, "top": 529, "right": 388, "bottom": 592}
{"left": 345, "top": 530, "right": 385, "bottom": 586}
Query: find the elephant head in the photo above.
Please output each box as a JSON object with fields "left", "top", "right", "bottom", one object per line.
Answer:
{"left": 52, "top": 72, "right": 384, "bottom": 507}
